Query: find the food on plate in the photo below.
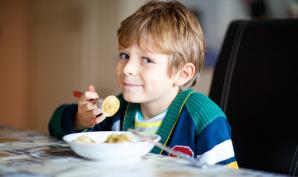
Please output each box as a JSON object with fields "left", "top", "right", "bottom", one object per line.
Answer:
{"left": 103, "top": 133, "right": 135, "bottom": 143}
{"left": 74, "top": 135, "right": 96, "bottom": 144}
{"left": 102, "top": 95, "right": 120, "bottom": 117}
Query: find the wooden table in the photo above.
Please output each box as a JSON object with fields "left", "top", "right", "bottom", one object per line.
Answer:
{"left": 0, "top": 125, "right": 287, "bottom": 177}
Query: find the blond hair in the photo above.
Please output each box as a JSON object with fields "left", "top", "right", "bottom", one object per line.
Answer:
{"left": 117, "top": 0, "right": 205, "bottom": 88}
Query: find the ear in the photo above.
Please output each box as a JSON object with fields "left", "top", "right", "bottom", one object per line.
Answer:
{"left": 173, "top": 63, "right": 196, "bottom": 87}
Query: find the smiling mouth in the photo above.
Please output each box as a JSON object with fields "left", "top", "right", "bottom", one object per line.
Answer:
{"left": 124, "top": 83, "right": 143, "bottom": 87}
{"left": 122, "top": 81, "right": 144, "bottom": 89}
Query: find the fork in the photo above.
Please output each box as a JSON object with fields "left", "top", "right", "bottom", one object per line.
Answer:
{"left": 127, "top": 129, "right": 210, "bottom": 168}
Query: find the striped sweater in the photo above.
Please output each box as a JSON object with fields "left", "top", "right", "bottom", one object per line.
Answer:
{"left": 49, "top": 89, "right": 238, "bottom": 168}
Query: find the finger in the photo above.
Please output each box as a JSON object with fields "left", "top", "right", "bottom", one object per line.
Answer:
{"left": 94, "top": 116, "right": 105, "bottom": 124}
{"left": 81, "top": 102, "right": 98, "bottom": 112}
{"left": 83, "top": 109, "right": 101, "bottom": 120}
{"left": 82, "top": 109, "right": 105, "bottom": 126}
{"left": 88, "top": 84, "right": 96, "bottom": 92}
{"left": 85, "top": 91, "right": 99, "bottom": 100}
{"left": 77, "top": 92, "right": 98, "bottom": 104}
{"left": 73, "top": 84, "right": 97, "bottom": 100}
{"left": 93, "top": 109, "right": 103, "bottom": 117}
{"left": 92, "top": 114, "right": 106, "bottom": 124}
{"left": 94, "top": 109, "right": 105, "bottom": 124}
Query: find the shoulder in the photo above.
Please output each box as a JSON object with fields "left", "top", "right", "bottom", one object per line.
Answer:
{"left": 185, "top": 91, "right": 222, "bottom": 110}
{"left": 183, "top": 90, "right": 226, "bottom": 134}
{"left": 183, "top": 90, "right": 223, "bottom": 112}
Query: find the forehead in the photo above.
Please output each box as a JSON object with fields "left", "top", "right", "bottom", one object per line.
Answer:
{"left": 120, "top": 35, "right": 162, "bottom": 53}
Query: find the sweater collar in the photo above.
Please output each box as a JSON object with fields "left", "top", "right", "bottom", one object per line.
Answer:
{"left": 122, "top": 89, "right": 195, "bottom": 154}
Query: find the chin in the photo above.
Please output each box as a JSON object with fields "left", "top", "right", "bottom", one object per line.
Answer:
{"left": 122, "top": 92, "right": 143, "bottom": 103}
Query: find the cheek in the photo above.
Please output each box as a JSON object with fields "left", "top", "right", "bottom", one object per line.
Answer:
{"left": 144, "top": 70, "right": 171, "bottom": 86}
{"left": 115, "top": 62, "right": 123, "bottom": 76}
{"left": 115, "top": 63, "right": 123, "bottom": 85}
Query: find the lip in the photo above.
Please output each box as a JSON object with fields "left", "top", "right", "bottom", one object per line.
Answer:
{"left": 124, "top": 82, "right": 143, "bottom": 87}
{"left": 122, "top": 82, "right": 143, "bottom": 90}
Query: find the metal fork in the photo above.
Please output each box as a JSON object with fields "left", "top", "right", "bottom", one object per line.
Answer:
{"left": 127, "top": 129, "right": 209, "bottom": 168}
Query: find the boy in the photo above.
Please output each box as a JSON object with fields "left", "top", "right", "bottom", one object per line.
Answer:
{"left": 49, "top": 0, "right": 238, "bottom": 169}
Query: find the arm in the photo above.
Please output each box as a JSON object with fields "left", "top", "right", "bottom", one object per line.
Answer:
{"left": 196, "top": 117, "right": 238, "bottom": 169}
{"left": 184, "top": 91, "right": 238, "bottom": 169}
{"left": 48, "top": 104, "right": 78, "bottom": 139}
{"left": 49, "top": 85, "right": 126, "bottom": 139}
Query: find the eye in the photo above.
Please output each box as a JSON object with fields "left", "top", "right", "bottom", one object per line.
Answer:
{"left": 141, "top": 57, "right": 153, "bottom": 64}
{"left": 119, "top": 52, "right": 129, "bottom": 60}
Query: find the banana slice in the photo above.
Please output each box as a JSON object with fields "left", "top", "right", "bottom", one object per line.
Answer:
{"left": 74, "top": 135, "right": 96, "bottom": 144}
{"left": 102, "top": 95, "right": 120, "bottom": 117}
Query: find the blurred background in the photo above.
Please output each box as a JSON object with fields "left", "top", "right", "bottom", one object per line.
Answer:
{"left": 1, "top": 0, "right": 297, "bottom": 133}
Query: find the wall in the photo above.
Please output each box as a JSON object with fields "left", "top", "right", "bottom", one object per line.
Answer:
{"left": 0, "top": 0, "right": 30, "bottom": 129}
{"left": 28, "top": 0, "right": 124, "bottom": 133}
{"left": 0, "top": 0, "right": 212, "bottom": 133}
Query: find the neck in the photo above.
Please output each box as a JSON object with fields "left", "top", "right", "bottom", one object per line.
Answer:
{"left": 140, "top": 87, "right": 179, "bottom": 119}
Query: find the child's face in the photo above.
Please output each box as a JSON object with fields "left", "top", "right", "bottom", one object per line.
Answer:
{"left": 116, "top": 44, "right": 178, "bottom": 104}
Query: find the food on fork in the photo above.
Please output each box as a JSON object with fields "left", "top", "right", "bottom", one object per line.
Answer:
{"left": 74, "top": 135, "right": 96, "bottom": 144}
{"left": 102, "top": 95, "right": 120, "bottom": 117}
{"left": 72, "top": 90, "right": 120, "bottom": 117}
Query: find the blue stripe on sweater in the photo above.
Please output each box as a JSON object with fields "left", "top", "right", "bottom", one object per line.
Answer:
{"left": 218, "top": 156, "right": 237, "bottom": 165}
{"left": 197, "top": 117, "right": 232, "bottom": 154}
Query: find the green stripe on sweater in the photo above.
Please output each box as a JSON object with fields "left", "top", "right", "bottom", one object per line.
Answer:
{"left": 152, "top": 89, "right": 194, "bottom": 154}
{"left": 185, "top": 92, "right": 226, "bottom": 134}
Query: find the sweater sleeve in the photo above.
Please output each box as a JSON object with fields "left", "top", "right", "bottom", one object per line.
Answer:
{"left": 196, "top": 116, "right": 238, "bottom": 169}
{"left": 48, "top": 104, "right": 77, "bottom": 139}
{"left": 185, "top": 91, "right": 238, "bottom": 169}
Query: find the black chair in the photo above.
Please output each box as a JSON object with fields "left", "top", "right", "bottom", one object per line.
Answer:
{"left": 209, "top": 19, "right": 298, "bottom": 176}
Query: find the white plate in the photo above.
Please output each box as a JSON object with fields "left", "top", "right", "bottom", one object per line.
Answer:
{"left": 63, "top": 131, "right": 160, "bottom": 161}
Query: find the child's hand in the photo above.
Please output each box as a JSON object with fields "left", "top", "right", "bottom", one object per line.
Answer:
{"left": 73, "top": 85, "right": 106, "bottom": 130}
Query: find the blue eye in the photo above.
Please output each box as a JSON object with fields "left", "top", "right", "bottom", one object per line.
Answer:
{"left": 119, "top": 52, "right": 129, "bottom": 60}
{"left": 142, "top": 57, "right": 153, "bottom": 64}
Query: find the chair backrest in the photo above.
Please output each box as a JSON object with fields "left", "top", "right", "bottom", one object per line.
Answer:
{"left": 209, "top": 19, "right": 298, "bottom": 176}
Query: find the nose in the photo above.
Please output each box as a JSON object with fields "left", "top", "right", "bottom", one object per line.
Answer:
{"left": 123, "top": 59, "right": 138, "bottom": 76}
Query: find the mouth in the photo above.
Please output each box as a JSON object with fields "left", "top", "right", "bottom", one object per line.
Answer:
{"left": 122, "top": 82, "right": 143, "bottom": 90}
{"left": 123, "top": 82, "right": 143, "bottom": 87}
{"left": 124, "top": 82, "right": 142, "bottom": 86}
